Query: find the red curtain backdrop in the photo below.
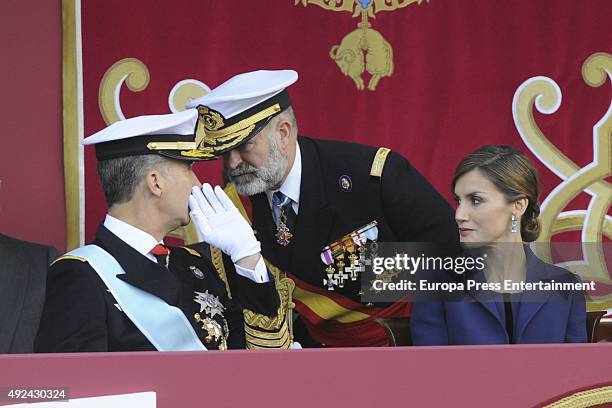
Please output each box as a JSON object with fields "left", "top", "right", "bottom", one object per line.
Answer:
{"left": 81, "top": 0, "right": 611, "bottom": 243}
{"left": 0, "top": 0, "right": 64, "bottom": 250}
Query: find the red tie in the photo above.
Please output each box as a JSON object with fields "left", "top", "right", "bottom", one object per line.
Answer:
{"left": 150, "top": 244, "right": 170, "bottom": 267}
{"left": 150, "top": 244, "right": 170, "bottom": 256}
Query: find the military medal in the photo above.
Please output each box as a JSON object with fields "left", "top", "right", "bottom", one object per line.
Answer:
{"left": 194, "top": 291, "right": 229, "bottom": 350}
{"left": 276, "top": 220, "right": 293, "bottom": 246}
{"left": 324, "top": 274, "right": 337, "bottom": 291}
{"left": 369, "top": 269, "right": 400, "bottom": 294}
{"left": 333, "top": 269, "right": 349, "bottom": 288}
{"left": 190, "top": 266, "right": 204, "bottom": 279}
{"left": 194, "top": 313, "right": 228, "bottom": 350}
{"left": 345, "top": 256, "right": 364, "bottom": 281}
{"left": 194, "top": 290, "right": 225, "bottom": 319}
{"left": 273, "top": 191, "right": 294, "bottom": 246}
{"left": 320, "top": 220, "right": 379, "bottom": 291}
{"left": 330, "top": 241, "right": 345, "bottom": 260}
{"left": 356, "top": 221, "right": 378, "bottom": 242}
{"left": 320, "top": 248, "right": 334, "bottom": 265}
{"left": 346, "top": 254, "right": 362, "bottom": 281}
{"left": 380, "top": 269, "right": 400, "bottom": 283}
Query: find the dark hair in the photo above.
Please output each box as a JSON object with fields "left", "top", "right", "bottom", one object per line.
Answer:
{"left": 97, "top": 155, "right": 168, "bottom": 207}
{"left": 452, "top": 145, "right": 541, "bottom": 242}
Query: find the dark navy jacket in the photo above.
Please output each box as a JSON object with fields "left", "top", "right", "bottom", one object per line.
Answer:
{"left": 411, "top": 246, "right": 587, "bottom": 344}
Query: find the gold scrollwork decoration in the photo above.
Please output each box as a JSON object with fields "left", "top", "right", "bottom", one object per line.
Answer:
{"left": 168, "top": 79, "right": 210, "bottom": 113}
{"left": 296, "top": 0, "right": 427, "bottom": 91}
{"left": 295, "top": 0, "right": 425, "bottom": 17}
{"left": 512, "top": 52, "right": 612, "bottom": 293}
{"left": 99, "top": 58, "right": 150, "bottom": 125}
{"left": 542, "top": 384, "right": 612, "bottom": 408}
{"left": 294, "top": 0, "right": 354, "bottom": 13}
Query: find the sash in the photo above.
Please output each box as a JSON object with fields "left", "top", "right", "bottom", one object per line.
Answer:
{"left": 223, "top": 183, "right": 411, "bottom": 347}
{"left": 289, "top": 273, "right": 411, "bottom": 347}
{"left": 68, "top": 245, "right": 206, "bottom": 351}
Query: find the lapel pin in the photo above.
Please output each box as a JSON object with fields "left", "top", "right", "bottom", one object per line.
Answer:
{"left": 190, "top": 265, "right": 205, "bottom": 279}
{"left": 339, "top": 175, "right": 352, "bottom": 192}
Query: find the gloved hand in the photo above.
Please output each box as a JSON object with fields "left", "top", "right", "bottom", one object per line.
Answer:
{"left": 189, "top": 183, "right": 260, "bottom": 263}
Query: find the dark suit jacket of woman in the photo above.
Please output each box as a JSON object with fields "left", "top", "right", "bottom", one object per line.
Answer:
{"left": 410, "top": 246, "right": 587, "bottom": 345}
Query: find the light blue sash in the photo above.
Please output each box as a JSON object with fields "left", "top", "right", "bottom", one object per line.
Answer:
{"left": 68, "top": 245, "right": 206, "bottom": 351}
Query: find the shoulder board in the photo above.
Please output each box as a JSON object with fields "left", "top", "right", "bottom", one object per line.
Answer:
{"left": 50, "top": 254, "right": 88, "bottom": 267}
{"left": 370, "top": 147, "right": 391, "bottom": 178}
{"left": 180, "top": 246, "right": 202, "bottom": 257}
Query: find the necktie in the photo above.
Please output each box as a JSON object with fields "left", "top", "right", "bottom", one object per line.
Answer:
{"left": 272, "top": 191, "right": 296, "bottom": 246}
{"left": 150, "top": 244, "right": 171, "bottom": 268}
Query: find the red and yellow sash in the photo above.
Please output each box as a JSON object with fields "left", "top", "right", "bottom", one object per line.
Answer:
{"left": 224, "top": 183, "right": 411, "bottom": 347}
{"left": 290, "top": 273, "right": 411, "bottom": 347}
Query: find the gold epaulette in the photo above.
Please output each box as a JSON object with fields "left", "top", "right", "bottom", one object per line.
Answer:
{"left": 243, "top": 261, "right": 295, "bottom": 349}
{"left": 180, "top": 246, "right": 202, "bottom": 257}
{"left": 370, "top": 147, "right": 391, "bottom": 179}
{"left": 50, "top": 254, "right": 88, "bottom": 267}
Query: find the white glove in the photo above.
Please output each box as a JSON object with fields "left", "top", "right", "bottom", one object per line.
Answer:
{"left": 189, "top": 183, "right": 260, "bottom": 263}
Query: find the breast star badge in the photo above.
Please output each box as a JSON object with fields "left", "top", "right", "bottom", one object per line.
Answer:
{"left": 194, "top": 290, "right": 225, "bottom": 319}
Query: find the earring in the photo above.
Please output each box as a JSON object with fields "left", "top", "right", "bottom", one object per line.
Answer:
{"left": 511, "top": 214, "right": 518, "bottom": 233}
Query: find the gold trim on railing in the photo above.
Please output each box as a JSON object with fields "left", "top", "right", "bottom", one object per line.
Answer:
{"left": 542, "top": 385, "right": 612, "bottom": 408}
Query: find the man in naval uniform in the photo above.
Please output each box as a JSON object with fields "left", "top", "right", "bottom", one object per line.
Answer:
{"left": 35, "top": 109, "right": 287, "bottom": 352}
{"left": 186, "top": 70, "right": 459, "bottom": 347}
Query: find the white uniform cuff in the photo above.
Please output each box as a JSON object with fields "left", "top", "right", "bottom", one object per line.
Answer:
{"left": 234, "top": 256, "right": 269, "bottom": 283}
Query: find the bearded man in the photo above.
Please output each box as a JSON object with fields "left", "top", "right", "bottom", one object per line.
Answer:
{"left": 186, "top": 70, "right": 458, "bottom": 347}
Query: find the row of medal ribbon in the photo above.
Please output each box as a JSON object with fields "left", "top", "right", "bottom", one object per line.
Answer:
{"left": 320, "top": 220, "right": 378, "bottom": 290}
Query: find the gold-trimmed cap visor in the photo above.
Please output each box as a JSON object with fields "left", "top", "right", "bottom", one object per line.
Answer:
{"left": 94, "top": 133, "right": 215, "bottom": 161}
{"left": 83, "top": 109, "right": 216, "bottom": 161}
{"left": 195, "top": 89, "right": 291, "bottom": 155}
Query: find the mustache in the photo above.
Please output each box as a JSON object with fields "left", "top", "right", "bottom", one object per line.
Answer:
{"left": 226, "top": 163, "right": 259, "bottom": 177}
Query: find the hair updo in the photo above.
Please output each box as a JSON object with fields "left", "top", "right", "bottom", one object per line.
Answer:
{"left": 452, "top": 145, "right": 541, "bottom": 242}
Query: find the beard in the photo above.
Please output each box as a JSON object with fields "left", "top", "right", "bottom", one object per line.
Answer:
{"left": 224, "top": 137, "right": 289, "bottom": 196}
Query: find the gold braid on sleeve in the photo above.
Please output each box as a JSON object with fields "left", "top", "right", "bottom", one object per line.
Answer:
{"left": 209, "top": 247, "right": 294, "bottom": 349}
{"left": 243, "top": 260, "right": 295, "bottom": 349}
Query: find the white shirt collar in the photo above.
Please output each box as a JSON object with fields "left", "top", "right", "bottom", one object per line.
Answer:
{"left": 266, "top": 142, "right": 301, "bottom": 214}
{"left": 103, "top": 214, "right": 162, "bottom": 261}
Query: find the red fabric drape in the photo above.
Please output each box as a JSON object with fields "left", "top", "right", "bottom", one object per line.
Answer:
{"left": 81, "top": 0, "right": 611, "bottom": 248}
